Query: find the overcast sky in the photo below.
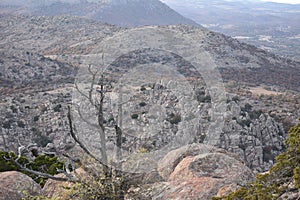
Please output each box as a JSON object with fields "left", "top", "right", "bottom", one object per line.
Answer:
{"left": 260, "top": 0, "right": 300, "bottom": 4}
{"left": 162, "top": 0, "right": 300, "bottom": 4}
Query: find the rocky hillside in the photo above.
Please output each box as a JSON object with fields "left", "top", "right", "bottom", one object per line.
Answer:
{"left": 0, "top": 49, "right": 76, "bottom": 91}
{"left": 0, "top": 14, "right": 299, "bottom": 175}
{"left": 2, "top": 14, "right": 298, "bottom": 91}
{"left": 0, "top": 0, "right": 199, "bottom": 27}
{"left": 0, "top": 14, "right": 121, "bottom": 55}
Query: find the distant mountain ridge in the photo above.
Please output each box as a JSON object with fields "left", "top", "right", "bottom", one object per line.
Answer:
{"left": 0, "top": 0, "right": 200, "bottom": 27}
{"left": 161, "top": 0, "right": 300, "bottom": 61}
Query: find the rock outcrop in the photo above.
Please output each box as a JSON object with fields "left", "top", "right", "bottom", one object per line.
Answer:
{"left": 157, "top": 143, "right": 218, "bottom": 180}
{"left": 126, "top": 144, "right": 254, "bottom": 200}
{"left": 163, "top": 153, "right": 252, "bottom": 199}
{"left": 218, "top": 102, "right": 285, "bottom": 172}
{"left": 0, "top": 171, "right": 42, "bottom": 200}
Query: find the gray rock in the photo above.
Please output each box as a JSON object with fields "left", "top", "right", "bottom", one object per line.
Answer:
{"left": 0, "top": 171, "right": 42, "bottom": 200}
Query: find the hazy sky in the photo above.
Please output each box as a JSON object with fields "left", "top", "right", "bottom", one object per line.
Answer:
{"left": 162, "top": 0, "right": 300, "bottom": 4}
{"left": 260, "top": 0, "right": 300, "bottom": 4}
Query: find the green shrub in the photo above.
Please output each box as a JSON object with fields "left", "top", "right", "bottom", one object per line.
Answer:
{"left": 197, "top": 95, "right": 211, "bottom": 103}
{"left": 249, "top": 110, "right": 263, "bottom": 120}
{"left": 232, "top": 96, "right": 240, "bottom": 103}
{"left": 139, "top": 102, "right": 147, "bottom": 107}
{"left": 17, "top": 120, "right": 25, "bottom": 128}
{"left": 33, "top": 116, "right": 39, "bottom": 122}
{"left": 0, "top": 151, "right": 64, "bottom": 187}
{"left": 167, "top": 113, "right": 182, "bottom": 125}
{"left": 33, "top": 134, "right": 51, "bottom": 147}
{"left": 2, "top": 119, "right": 13, "bottom": 129}
{"left": 242, "top": 103, "right": 253, "bottom": 112}
{"left": 0, "top": 151, "right": 24, "bottom": 172}
{"left": 237, "top": 119, "right": 251, "bottom": 127}
{"left": 53, "top": 104, "right": 62, "bottom": 112}
{"left": 131, "top": 113, "right": 139, "bottom": 119}
{"left": 10, "top": 105, "right": 18, "bottom": 113}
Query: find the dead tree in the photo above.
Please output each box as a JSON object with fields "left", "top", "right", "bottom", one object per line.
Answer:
{"left": 72, "top": 64, "right": 110, "bottom": 176}
{"left": 5, "top": 62, "right": 115, "bottom": 183}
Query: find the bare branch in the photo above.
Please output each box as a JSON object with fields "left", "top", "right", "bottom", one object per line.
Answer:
{"left": 76, "top": 105, "right": 99, "bottom": 129}
{"left": 17, "top": 145, "right": 26, "bottom": 161}
{"left": 67, "top": 106, "right": 104, "bottom": 165}
{"left": 74, "top": 82, "right": 90, "bottom": 102}
{"left": 88, "top": 64, "right": 99, "bottom": 106}
{"left": 7, "top": 156, "right": 75, "bottom": 182}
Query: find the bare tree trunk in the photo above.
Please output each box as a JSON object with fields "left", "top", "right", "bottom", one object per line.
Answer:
{"left": 113, "top": 86, "right": 124, "bottom": 199}
{"left": 98, "top": 79, "right": 109, "bottom": 177}
{"left": 116, "top": 86, "right": 123, "bottom": 172}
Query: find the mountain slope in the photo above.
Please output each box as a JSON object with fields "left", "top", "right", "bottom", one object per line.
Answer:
{"left": 161, "top": 0, "right": 300, "bottom": 61}
{"left": 1, "top": 14, "right": 299, "bottom": 91}
{"left": 0, "top": 14, "right": 120, "bottom": 55}
{"left": 0, "top": 14, "right": 299, "bottom": 174}
{"left": 0, "top": 49, "right": 76, "bottom": 91}
{"left": 0, "top": 0, "right": 200, "bottom": 27}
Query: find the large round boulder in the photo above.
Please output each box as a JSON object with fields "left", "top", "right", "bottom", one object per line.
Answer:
{"left": 157, "top": 143, "right": 218, "bottom": 180}
{"left": 0, "top": 171, "right": 42, "bottom": 200}
{"left": 168, "top": 153, "right": 253, "bottom": 182}
{"left": 128, "top": 145, "right": 254, "bottom": 200}
{"left": 156, "top": 152, "right": 254, "bottom": 199}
